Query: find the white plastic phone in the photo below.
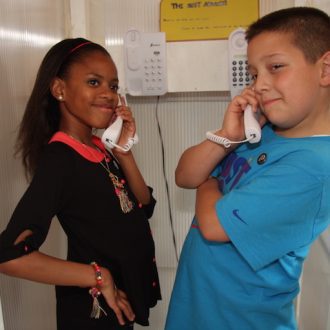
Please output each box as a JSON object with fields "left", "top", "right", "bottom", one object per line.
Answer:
{"left": 124, "top": 28, "right": 167, "bottom": 96}
{"left": 101, "top": 95, "right": 138, "bottom": 152}
{"left": 206, "top": 106, "right": 261, "bottom": 148}
{"left": 228, "top": 28, "right": 261, "bottom": 144}
{"left": 206, "top": 28, "right": 262, "bottom": 147}
{"left": 244, "top": 105, "right": 261, "bottom": 143}
{"left": 228, "top": 28, "right": 252, "bottom": 98}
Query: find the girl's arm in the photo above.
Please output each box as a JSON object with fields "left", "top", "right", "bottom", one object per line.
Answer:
{"left": 112, "top": 100, "right": 151, "bottom": 205}
{"left": 0, "top": 244, "right": 135, "bottom": 325}
{"left": 0, "top": 249, "right": 98, "bottom": 286}
{"left": 112, "top": 150, "right": 150, "bottom": 205}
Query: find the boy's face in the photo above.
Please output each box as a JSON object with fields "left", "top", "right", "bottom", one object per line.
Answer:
{"left": 247, "top": 31, "right": 325, "bottom": 137}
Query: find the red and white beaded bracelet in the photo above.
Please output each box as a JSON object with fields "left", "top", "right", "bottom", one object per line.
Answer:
{"left": 89, "top": 262, "right": 107, "bottom": 319}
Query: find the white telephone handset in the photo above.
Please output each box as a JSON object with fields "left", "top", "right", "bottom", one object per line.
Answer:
{"left": 206, "top": 26, "right": 262, "bottom": 148}
{"left": 101, "top": 95, "right": 138, "bottom": 152}
{"left": 102, "top": 116, "right": 123, "bottom": 147}
{"left": 206, "top": 28, "right": 262, "bottom": 147}
{"left": 206, "top": 105, "right": 261, "bottom": 148}
{"left": 244, "top": 105, "right": 261, "bottom": 143}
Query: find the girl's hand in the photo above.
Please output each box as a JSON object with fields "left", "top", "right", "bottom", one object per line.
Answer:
{"left": 100, "top": 267, "right": 135, "bottom": 325}
{"left": 114, "top": 95, "right": 136, "bottom": 153}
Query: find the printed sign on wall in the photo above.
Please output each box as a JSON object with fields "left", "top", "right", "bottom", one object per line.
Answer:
{"left": 160, "top": 0, "right": 259, "bottom": 41}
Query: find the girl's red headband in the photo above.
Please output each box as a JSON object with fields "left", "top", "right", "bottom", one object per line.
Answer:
{"left": 68, "top": 41, "right": 92, "bottom": 55}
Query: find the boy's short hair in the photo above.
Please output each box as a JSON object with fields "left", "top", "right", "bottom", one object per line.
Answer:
{"left": 246, "top": 7, "right": 330, "bottom": 63}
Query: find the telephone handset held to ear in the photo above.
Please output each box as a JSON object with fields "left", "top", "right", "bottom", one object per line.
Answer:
{"left": 206, "top": 25, "right": 262, "bottom": 148}
{"left": 213, "top": 26, "right": 260, "bottom": 146}
{"left": 206, "top": 105, "right": 261, "bottom": 148}
{"left": 243, "top": 105, "right": 261, "bottom": 143}
{"left": 101, "top": 94, "right": 139, "bottom": 152}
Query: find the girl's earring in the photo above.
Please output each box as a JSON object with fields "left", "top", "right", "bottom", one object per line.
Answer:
{"left": 58, "top": 95, "right": 63, "bottom": 101}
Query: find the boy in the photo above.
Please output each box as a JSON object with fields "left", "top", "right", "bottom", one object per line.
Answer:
{"left": 165, "top": 7, "right": 330, "bottom": 330}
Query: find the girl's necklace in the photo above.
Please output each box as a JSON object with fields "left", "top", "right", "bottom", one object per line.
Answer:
{"left": 98, "top": 156, "right": 134, "bottom": 213}
{"left": 67, "top": 133, "right": 134, "bottom": 213}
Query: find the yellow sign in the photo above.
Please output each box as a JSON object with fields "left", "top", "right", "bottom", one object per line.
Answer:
{"left": 160, "top": 0, "right": 259, "bottom": 41}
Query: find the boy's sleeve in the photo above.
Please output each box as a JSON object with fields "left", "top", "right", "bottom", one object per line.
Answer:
{"left": 216, "top": 161, "right": 326, "bottom": 271}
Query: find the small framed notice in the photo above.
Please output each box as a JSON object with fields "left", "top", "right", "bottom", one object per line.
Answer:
{"left": 160, "top": 0, "right": 259, "bottom": 41}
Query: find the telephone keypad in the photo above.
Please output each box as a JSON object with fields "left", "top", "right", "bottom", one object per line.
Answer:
{"left": 230, "top": 58, "right": 251, "bottom": 89}
{"left": 144, "top": 56, "right": 165, "bottom": 92}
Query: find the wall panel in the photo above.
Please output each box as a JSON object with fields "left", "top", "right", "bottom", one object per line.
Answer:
{"left": 0, "top": 1, "right": 67, "bottom": 329}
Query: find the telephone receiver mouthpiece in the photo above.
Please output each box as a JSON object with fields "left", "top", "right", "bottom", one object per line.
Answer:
{"left": 244, "top": 105, "right": 261, "bottom": 143}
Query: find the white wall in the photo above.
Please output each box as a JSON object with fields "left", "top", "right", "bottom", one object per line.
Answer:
{"left": 0, "top": 1, "right": 67, "bottom": 329}
{"left": 298, "top": 228, "right": 330, "bottom": 330}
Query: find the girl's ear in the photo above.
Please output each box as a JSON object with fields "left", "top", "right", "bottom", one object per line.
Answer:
{"left": 50, "top": 77, "right": 65, "bottom": 101}
{"left": 320, "top": 51, "right": 330, "bottom": 86}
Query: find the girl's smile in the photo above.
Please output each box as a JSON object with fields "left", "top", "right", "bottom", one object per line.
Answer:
{"left": 56, "top": 50, "right": 120, "bottom": 135}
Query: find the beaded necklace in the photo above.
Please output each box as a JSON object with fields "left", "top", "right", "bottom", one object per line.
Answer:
{"left": 97, "top": 155, "right": 134, "bottom": 213}
{"left": 67, "top": 133, "right": 134, "bottom": 213}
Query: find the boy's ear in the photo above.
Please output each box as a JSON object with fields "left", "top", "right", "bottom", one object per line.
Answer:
{"left": 50, "top": 77, "right": 65, "bottom": 101}
{"left": 320, "top": 51, "right": 330, "bottom": 86}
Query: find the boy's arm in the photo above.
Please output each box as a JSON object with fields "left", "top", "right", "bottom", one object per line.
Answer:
{"left": 195, "top": 178, "right": 230, "bottom": 242}
{"left": 175, "top": 87, "right": 263, "bottom": 189}
{"left": 175, "top": 136, "right": 234, "bottom": 189}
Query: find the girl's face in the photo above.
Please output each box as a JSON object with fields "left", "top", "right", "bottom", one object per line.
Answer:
{"left": 247, "top": 31, "right": 325, "bottom": 137}
{"left": 58, "top": 50, "right": 119, "bottom": 133}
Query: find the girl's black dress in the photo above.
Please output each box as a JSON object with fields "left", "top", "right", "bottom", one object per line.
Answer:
{"left": 0, "top": 133, "right": 161, "bottom": 329}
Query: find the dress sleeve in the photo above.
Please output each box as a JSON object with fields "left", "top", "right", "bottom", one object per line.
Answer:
{"left": 0, "top": 143, "right": 74, "bottom": 263}
{"left": 142, "top": 187, "right": 157, "bottom": 219}
{"left": 215, "top": 157, "right": 328, "bottom": 271}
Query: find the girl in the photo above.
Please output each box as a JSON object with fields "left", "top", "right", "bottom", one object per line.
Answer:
{"left": 0, "top": 38, "right": 161, "bottom": 329}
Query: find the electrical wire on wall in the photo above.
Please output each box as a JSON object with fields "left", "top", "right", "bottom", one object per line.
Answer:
{"left": 155, "top": 96, "right": 179, "bottom": 263}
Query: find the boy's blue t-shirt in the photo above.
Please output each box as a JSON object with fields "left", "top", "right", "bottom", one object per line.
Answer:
{"left": 165, "top": 125, "right": 330, "bottom": 330}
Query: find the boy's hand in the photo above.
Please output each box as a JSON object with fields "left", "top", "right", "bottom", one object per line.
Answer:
{"left": 219, "top": 87, "right": 266, "bottom": 142}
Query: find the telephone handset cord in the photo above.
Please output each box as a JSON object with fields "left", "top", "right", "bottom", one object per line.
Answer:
{"left": 206, "top": 105, "right": 261, "bottom": 147}
{"left": 206, "top": 131, "right": 255, "bottom": 148}
{"left": 103, "top": 134, "right": 139, "bottom": 152}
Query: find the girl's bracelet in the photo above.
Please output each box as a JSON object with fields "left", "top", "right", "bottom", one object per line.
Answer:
{"left": 91, "top": 261, "right": 103, "bottom": 287}
{"left": 88, "top": 261, "right": 107, "bottom": 319}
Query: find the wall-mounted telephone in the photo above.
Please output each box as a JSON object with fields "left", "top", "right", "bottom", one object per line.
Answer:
{"left": 228, "top": 27, "right": 261, "bottom": 144}
{"left": 101, "top": 94, "right": 139, "bottom": 152}
{"left": 206, "top": 28, "right": 261, "bottom": 147}
{"left": 228, "top": 27, "right": 252, "bottom": 98}
{"left": 124, "top": 29, "right": 167, "bottom": 96}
